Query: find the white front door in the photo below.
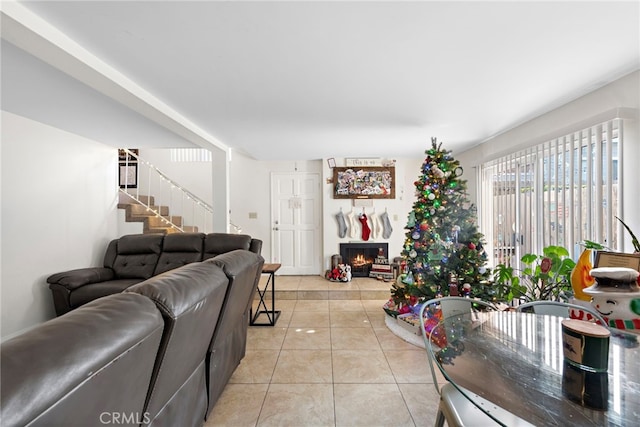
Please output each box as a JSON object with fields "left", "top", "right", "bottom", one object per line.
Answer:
{"left": 270, "top": 172, "right": 321, "bottom": 275}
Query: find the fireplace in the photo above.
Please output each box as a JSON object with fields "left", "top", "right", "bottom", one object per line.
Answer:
{"left": 339, "top": 243, "right": 388, "bottom": 277}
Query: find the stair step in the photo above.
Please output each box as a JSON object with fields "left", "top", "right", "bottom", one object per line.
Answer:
{"left": 118, "top": 193, "right": 155, "bottom": 206}
{"left": 147, "top": 216, "right": 183, "bottom": 228}
{"left": 144, "top": 225, "right": 198, "bottom": 234}
{"left": 126, "top": 204, "right": 169, "bottom": 217}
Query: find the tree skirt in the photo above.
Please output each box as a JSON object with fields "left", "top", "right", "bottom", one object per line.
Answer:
{"left": 384, "top": 313, "right": 425, "bottom": 349}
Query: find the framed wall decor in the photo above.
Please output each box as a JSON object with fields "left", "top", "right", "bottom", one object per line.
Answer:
{"left": 595, "top": 251, "right": 640, "bottom": 272}
{"left": 333, "top": 166, "right": 395, "bottom": 199}
{"left": 119, "top": 163, "right": 138, "bottom": 188}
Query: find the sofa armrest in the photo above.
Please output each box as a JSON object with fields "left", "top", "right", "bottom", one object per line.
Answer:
{"left": 249, "top": 238, "right": 262, "bottom": 255}
{"left": 47, "top": 268, "right": 115, "bottom": 291}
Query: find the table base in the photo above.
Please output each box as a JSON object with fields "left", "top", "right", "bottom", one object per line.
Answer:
{"left": 250, "top": 263, "right": 281, "bottom": 326}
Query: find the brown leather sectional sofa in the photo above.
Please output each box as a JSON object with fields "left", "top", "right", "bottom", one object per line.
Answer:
{"left": 1, "top": 233, "right": 264, "bottom": 426}
{"left": 46, "top": 232, "right": 262, "bottom": 316}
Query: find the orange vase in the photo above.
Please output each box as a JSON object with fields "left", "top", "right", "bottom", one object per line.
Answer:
{"left": 571, "top": 249, "right": 595, "bottom": 301}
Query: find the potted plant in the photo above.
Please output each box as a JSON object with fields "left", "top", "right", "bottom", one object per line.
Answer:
{"left": 493, "top": 245, "right": 576, "bottom": 303}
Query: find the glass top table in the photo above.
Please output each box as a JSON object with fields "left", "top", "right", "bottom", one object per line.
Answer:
{"left": 428, "top": 310, "right": 640, "bottom": 426}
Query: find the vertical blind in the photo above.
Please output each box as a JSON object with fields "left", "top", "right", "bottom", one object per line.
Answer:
{"left": 479, "top": 118, "right": 623, "bottom": 267}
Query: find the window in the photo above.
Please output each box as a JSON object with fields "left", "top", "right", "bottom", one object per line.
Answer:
{"left": 170, "top": 148, "right": 212, "bottom": 162}
{"left": 479, "top": 119, "right": 622, "bottom": 266}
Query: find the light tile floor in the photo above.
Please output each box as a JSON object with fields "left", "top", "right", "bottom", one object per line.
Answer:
{"left": 205, "top": 276, "right": 444, "bottom": 427}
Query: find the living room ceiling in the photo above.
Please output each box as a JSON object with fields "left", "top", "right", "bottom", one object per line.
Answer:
{"left": 2, "top": 1, "right": 639, "bottom": 160}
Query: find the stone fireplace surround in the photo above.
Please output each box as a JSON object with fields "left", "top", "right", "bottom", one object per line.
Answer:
{"left": 339, "top": 242, "right": 389, "bottom": 277}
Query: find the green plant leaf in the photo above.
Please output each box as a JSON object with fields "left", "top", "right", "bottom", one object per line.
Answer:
{"left": 543, "top": 245, "right": 570, "bottom": 258}
{"left": 582, "top": 240, "right": 605, "bottom": 250}
{"left": 616, "top": 216, "right": 640, "bottom": 252}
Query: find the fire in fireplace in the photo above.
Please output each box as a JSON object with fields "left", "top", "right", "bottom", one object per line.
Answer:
{"left": 339, "top": 243, "right": 388, "bottom": 277}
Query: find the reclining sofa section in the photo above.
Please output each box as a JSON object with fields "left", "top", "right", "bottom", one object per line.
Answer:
{"left": 2, "top": 247, "right": 264, "bottom": 427}
{"left": 46, "top": 232, "right": 262, "bottom": 316}
{"left": 125, "top": 261, "right": 230, "bottom": 427}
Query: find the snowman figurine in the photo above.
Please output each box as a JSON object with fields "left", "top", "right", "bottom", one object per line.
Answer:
{"left": 584, "top": 267, "right": 640, "bottom": 331}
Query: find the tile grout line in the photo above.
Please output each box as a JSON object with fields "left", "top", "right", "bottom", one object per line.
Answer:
{"left": 247, "top": 276, "right": 405, "bottom": 426}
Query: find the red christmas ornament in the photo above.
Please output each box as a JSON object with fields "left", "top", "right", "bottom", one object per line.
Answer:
{"left": 420, "top": 222, "right": 429, "bottom": 231}
{"left": 468, "top": 242, "right": 476, "bottom": 250}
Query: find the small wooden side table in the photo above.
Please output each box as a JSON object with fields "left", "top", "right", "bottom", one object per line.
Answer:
{"left": 250, "top": 263, "right": 281, "bottom": 326}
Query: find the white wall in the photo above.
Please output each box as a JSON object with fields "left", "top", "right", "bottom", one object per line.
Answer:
{"left": 457, "top": 70, "right": 640, "bottom": 251}
{"left": 139, "top": 148, "right": 214, "bottom": 206}
{"left": 1, "top": 111, "right": 120, "bottom": 339}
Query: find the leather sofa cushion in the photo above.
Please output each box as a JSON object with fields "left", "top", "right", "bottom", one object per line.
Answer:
{"left": 125, "top": 262, "right": 229, "bottom": 422}
{"left": 112, "top": 234, "right": 164, "bottom": 279}
{"left": 203, "top": 250, "right": 264, "bottom": 415}
{"left": 205, "top": 249, "right": 263, "bottom": 351}
{"left": 202, "top": 233, "right": 252, "bottom": 260}
{"left": 117, "top": 233, "right": 164, "bottom": 255}
{"left": 0, "top": 293, "right": 164, "bottom": 427}
{"left": 69, "top": 279, "right": 142, "bottom": 308}
{"left": 154, "top": 233, "right": 205, "bottom": 276}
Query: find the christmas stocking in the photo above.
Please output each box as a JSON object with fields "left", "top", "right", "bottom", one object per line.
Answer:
{"left": 347, "top": 210, "right": 358, "bottom": 238}
{"left": 371, "top": 213, "right": 383, "bottom": 239}
{"left": 380, "top": 211, "right": 393, "bottom": 239}
{"left": 359, "top": 214, "right": 371, "bottom": 241}
{"left": 335, "top": 211, "right": 348, "bottom": 238}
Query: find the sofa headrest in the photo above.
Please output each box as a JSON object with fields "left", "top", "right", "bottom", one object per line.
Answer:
{"left": 118, "top": 233, "right": 164, "bottom": 255}
{"left": 162, "top": 233, "right": 205, "bottom": 252}
{"left": 203, "top": 233, "right": 252, "bottom": 259}
{"left": 126, "top": 262, "right": 228, "bottom": 318}
{"left": 0, "top": 293, "right": 163, "bottom": 427}
{"left": 205, "top": 250, "right": 264, "bottom": 278}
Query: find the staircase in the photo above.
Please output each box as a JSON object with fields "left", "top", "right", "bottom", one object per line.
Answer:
{"left": 118, "top": 194, "right": 199, "bottom": 234}
{"left": 118, "top": 149, "right": 214, "bottom": 234}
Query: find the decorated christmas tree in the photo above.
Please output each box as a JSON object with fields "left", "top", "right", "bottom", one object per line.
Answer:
{"left": 388, "top": 138, "right": 492, "bottom": 314}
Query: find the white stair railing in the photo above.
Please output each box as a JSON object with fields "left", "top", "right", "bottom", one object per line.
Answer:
{"left": 118, "top": 148, "right": 214, "bottom": 233}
